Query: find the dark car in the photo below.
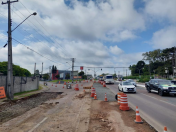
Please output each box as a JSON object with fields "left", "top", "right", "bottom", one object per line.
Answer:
{"left": 145, "top": 79, "right": 176, "bottom": 96}
{"left": 171, "top": 80, "right": 176, "bottom": 85}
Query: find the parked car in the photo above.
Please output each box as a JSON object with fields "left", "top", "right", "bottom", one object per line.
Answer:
{"left": 126, "top": 79, "right": 137, "bottom": 87}
{"left": 145, "top": 79, "right": 176, "bottom": 96}
{"left": 118, "top": 81, "right": 136, "bottom": 93}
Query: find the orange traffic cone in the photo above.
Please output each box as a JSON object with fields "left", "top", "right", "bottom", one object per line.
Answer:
{"left": 83, "top": 89, "right": 85, "bottom": 93}
{"left": 104, "top": 93, "right": 108, "bottom": 101}
{"left": 164, "top": 126, "right": 167, "bottom": 132}
{"left": 119, "top": 94, "right": 129, "bottom": 111}
{"left": 63, "top": 85, "right": 64, "bottom": 88}
{"left": 74, "top": 84, "right": 79, "bottom": 91}
{"left": 103, "top": 83, "right": 106, "bottom": 87}
{"left": 87, "top": 80, "right": 88, "bottom": 83}
{"left": 64, "top": 82, "right": 66, "bottom": 85}
{"left": 55, "top": 84, "right": 57, "bottom": 87}
{"left": 68, "top": 81, "right": 69, "bottom": 83}
{"left": 59, "top": 81, "right": 60, "bottom": 84}
{"left": 52, "top": 84, "right": 53, "bottom": 86}
{"left": 134, "top": 106, "right": 143, "bottom": 123}
{"left": 94, "top": 93, "right": 97, "bottom": 100}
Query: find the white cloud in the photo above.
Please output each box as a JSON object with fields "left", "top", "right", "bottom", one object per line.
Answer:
{"left": 0, "top": 32, "right": 7, "bottom": 42}
{"left": 150, "top": 26, "right": 176, "bottom": 49}
{"left": 109, "top": 45, "right": 123, "bottom": 55}
{"left": 144, "top": 0, "right": 176, "bottom": 23}
{"left": 0, "top": 0, "right": 145, "bottom": 42}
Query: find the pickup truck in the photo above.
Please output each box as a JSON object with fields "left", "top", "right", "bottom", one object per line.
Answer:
{"left": 145, "top": 79, "right": 176, "bottom": 96}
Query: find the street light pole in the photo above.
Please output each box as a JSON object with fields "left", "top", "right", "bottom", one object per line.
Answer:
{"left": 2, "top": 0, "right": 37, "bottom": 100}
{"left": 2, "top": 0, "right": 18, "bottom": 100}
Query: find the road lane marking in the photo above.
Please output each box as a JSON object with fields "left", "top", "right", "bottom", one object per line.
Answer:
{"left": 140, "top": 93, "right": 176, "bottom": 107}
{"left": 28, "top": 117, "right": 48, "bottom": 132}
{"left": 137, "top": 84, "right": 145, "bottom": 87}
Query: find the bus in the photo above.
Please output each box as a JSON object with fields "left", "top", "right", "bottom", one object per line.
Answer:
{"left": 104, "top": 75, "right": 114, "bottom": 84}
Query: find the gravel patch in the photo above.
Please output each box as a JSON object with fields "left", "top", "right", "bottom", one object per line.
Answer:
{"left": 93, "top": 83, "right": 116, "bottom": 101}
{"left": 0, "top": 92, "right": 60, "bottom": 124}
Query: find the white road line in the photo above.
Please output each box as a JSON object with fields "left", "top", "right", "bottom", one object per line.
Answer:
{"left": 137, "top": 84, "right": 145, "bottom": 87}
{"left": 28, "top": 117, "right": 47, "bottom": 132}
{"left": 140, "top": 93, "right": 176, "bottom": 107}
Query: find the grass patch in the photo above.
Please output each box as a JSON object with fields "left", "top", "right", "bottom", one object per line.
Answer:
{"left": 19, "top": 93, "right": 34, "bottom": 98}
{"left": 14, "top": 85, "right": 43, "bottom": 96}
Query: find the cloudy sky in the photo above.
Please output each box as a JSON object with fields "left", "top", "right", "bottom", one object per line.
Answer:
{"left": 0, "top": 0, "right": 176, "bottom": 76}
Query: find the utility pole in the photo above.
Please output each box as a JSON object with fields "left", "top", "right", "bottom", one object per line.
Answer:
{"left": 34, "top": 63, "right": 36, "bottom": 77}
{"left": 2, "top": 0, "right": 18, "bottom": 100}
{"left": 71, "top": 58, "right": 75, "bottom": 83}
{"left": 41, "top": 62, "right": 43, "bottom": 77}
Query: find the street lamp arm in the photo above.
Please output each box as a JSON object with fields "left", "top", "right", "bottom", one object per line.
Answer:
{"left": 11, "top": 12, "right": 37, "bottom": 32}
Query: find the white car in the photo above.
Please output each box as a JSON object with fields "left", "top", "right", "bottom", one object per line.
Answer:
{"left": 127, "top": 79, "right": 137, "bottom": 87}
{"left": 118, "top": 81, "right": 136, "bottom": 93}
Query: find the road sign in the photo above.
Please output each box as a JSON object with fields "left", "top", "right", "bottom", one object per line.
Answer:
{"left": 0, "top": 86, "right": 6, "bottom": 99}
{"left": 80, "top": 66, "right": 83, "bottom": 70}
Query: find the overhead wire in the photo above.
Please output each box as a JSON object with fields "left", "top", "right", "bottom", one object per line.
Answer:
{"left": 10, "top": 7, "right": 69, "bottom": 62}
{"left": 13, "top": 3, "right": 70, "bottom": 58}
{"left": 12, "top": 38, "right": 64, "bottom": 65}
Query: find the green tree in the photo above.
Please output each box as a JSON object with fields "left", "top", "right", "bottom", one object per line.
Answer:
{"left": 55, "top": 74, "right": 60, "bottom": 79}
{"left": 78, "top": 71, "right": 84, "bottom": 76}
{"left": 43, "top": 74, "right": 49, "bottom": 80}
{"left": 65, "top": 73, "right": 70, "bottom": 79}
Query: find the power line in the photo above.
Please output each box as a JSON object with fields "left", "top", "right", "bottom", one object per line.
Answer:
{"left": 13, "top": 4, "right": 70, "bottom": 58}
{"left": 12, "top": 38, "right": 64, "bottom": 65}
{"left": 10, "top": 8, "right": 69, "bottom": 62}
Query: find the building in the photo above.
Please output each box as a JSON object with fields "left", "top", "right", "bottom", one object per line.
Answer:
{"left": 52, "top": 70, "right": 78, "bottom": 80}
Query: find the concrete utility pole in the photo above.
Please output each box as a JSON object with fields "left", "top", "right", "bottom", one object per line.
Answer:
{"left": 34, "top": 63, "right": 36, "bottom": 77}
{"left": 71, "top": 58, "right": 75, "bottom": 83}
{"left": 41, "top": 62, "right": 43, "bottom": 77}
{"left": 2, "top": 0, "right": 18, "bottom": 100}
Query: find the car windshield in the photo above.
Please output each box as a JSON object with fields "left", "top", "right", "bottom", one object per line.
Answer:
{"left": 106, "top": 76, "right": 113, "bottom": 79}
{"left": 123, "top": 82, "right": 132, "bottom": 85}
{"left": 158, "top": 80, "right": 172, "bottom": 85}
{"left": 128, "top": 80, "right": 134, "bottom": 82}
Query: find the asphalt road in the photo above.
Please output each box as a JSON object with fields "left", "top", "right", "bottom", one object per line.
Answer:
{"left": 106, "top": 82, "right": 176, "bottom": 132}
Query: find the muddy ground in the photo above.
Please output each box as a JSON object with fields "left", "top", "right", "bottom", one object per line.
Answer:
{"left": 0, "top": 92, "right": 61, "bottom": 124}
{"left": 88, "top": 100, "right": 157, "bottom": 132}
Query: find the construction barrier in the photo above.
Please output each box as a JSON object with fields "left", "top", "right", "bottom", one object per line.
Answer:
{"left": 117, "top": 92, "right": 124, "bottom": 105}
{"left": 119, "top": 94, "right": 129, "bottom": 111}
{"left": 91, "top": 87, "right": 95, "bottom": 97}
{"left": 0, "top": 86, "right": 6, "bottom": 99}
{"left": 134, "top": 106, "right": 143, "bottom": 123}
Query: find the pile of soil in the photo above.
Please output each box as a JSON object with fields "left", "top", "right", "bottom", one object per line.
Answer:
{"left": 0, "top": 92, "right": 60, "bottom": 124}
{"left": 88, "top": 100, "right": 157, "bottom": 132}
